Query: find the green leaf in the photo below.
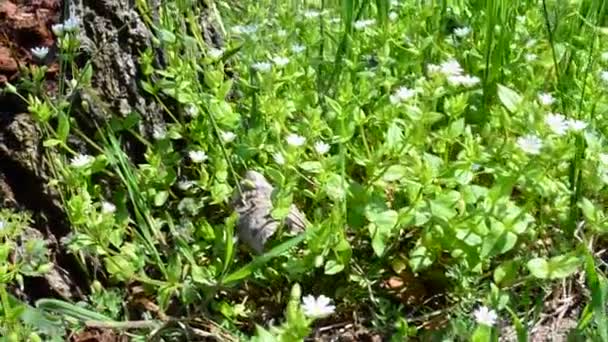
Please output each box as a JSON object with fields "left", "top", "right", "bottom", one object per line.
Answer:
{"left": 43, "top": 139, "right": 62, "bottom": 147}
{"left": 488, "top": 175, "right": 517, "bottom": 203}
{"left": 453, "top": 168, "right": 473, "bottom": 185}
{"left": 324, "top": 96, "right": 342, "bottom": 115}
{"left": 157, "top": 29, "right": 176, "bottom": 44}
{"left": 122, "top": 112, "right": 141, "bottom": 130}
{"left": 528, "top": 254, "right": 581, "bottom": 280}
{"left": 482, "top": 229, "right": 518, "bottom": 258}
{"left": 56, "top": 112, "right": 70, "bottom": 142}
{"left": 455, "top": 229, "right": 482, "bottom": 246}
{"left": 324, "top": 174, "right": 346, "bottom": 201}
{"left": 382, "top": 165, "right": 407, "bottom": 182}
{"left": 366, "top": 209, "right": 398, "bottom": 256}
{"left": 471, "top": 325, "right": 492, "bottom": 342}
{"left": 448, "top": 118, "right": 465, "bottom": 138}
{"left": 584, "top": 253, "right": 608, "bottom": 340}
{"left": 251, "top": 325, "right": 277, "bottom": 342}
{"left": 428, "top": 192, "right": 459, "bottom": 221}
{"left": 386, "top": 120, "right": 403, "bottom": 150}
{"left": 506, "top": 306, "right": 528, "bottom": 342}
{"left": 104, "top": 255, "right": 135, "bottom": 281}
{"left": 19, "top": 303, "right": 64, "bottom": 336}
{"left": 154, "top": 191, "right": 169, "bottom": 207}
{"left": 366, "top": 208, "right": 398, "bottom": 227}
{"left": 579, "top": 197, "right": 598, "bottom": 223}
{"left": 222, "top": 212, "right": 238, "bottom": 276}
{"left": 497, "top": 84, "right": 522, "bottom": 112}
{"left": 547, "top": 254, "right": 581, "bottom": 279}
{"left": 191, "top": 264, "right": 215, "bottom": 286}
{"left": 300, "top": 161, "right": 322, "bottom": 173}
{"left": 526, "top": 258, "right": 549, "bottom": 279}
{"left": 409, "top": 245, "right": 434, "bottom": 272}
{"left": 80, "top": 64, "right": 93, "bottom": 85}
{"left": 493, "top": 261, "right": 518, "bottom": 286}
{"left": 324, "top": 260, "right": 345, "bottom": 275}
{"left": 375, "top": 0, "right": 389, "bottom": 28}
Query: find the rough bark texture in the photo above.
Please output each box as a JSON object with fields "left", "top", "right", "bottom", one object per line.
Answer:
{"left": 0, "top": 0, "right": 222, "bottom": 301}
{"left": 67, "top": 0, "right": 164, "bottom": 130}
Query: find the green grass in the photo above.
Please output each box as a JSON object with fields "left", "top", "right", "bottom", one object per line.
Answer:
{"left": 2, "top": 0, "right": 608, "bottom": 340}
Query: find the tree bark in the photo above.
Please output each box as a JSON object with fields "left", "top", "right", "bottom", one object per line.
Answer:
{"left": 0, "top": 0, "right": 223, "bottom": 301}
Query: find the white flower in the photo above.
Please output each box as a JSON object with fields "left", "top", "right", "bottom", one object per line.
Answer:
{"left": 291, "top": 44, "right": 306, "bottom": 54}
{"left": 525, "top": 53, "right": 538, "bottom": 62}
{"left": 232, "top": 24, "right": 258, "bottom": 35}
{"left": 545, "top": 113, "right": 569, "bottom": 135}
{"left": 440, "top": 59, "right": 463, "bottom": 76}
{"left": 303, "top": 10, "right": 321, "bottom": 19}
{"left": 273, "top": 152, "right": 285, "bottom": 165}
{"left": 567, "top": 119, "right": 588, "bottom": 132}
{"left": 272, "top": 56, "right": 290, "bottom": 67}
{"left": 277, "top": 29, "right": 287, "bottom": 37}
{"left": 101, "top": 201, "right": 116, "bottom": 214}
{"left": 525, "top": 39, "right": 537, "bottom": 49}
{"left": 601, "top": 51, "right": 608, "bottom": 62}
{"left": 453, "top": 26, "right": 471, "bottom": 38}
{"left": 388, "top": 12, "right": 398, "bottom": 21}
{"left": 447, "top": 75, "right": 480, "bottom": 87}
{"left": 70, "top": 154, "right": 94, "bottom": 168}
{"left": 208, "top": 48, "right": 224, "bottom": 59}
{"left": 286, "top": 133, "right": 306, "bottom": 147}
{"left": 189, "top": 150, "right": 208, "bottom": 163}
{"left": 461, "top": 75, "right": 481, "bottom": 87}
{"left": 473, "top": 306, "right": 498, "bottom": 326}
{"left": 389, "top": 86, "right": 416, "bottom": 104}
{"left": 31, "top": 46, "right": 49, "bottom": 60}
{"left": 354, "top": 19, "right": 376, "bottom": 30}
{"left": 600, "top": 70, "right": 608, "bottom": 83}
{"left": 301, "top": 295, "right": 335, "bottom": 318}
{"left": 314, "top": 141, "right": 330, "bottom": 154}
{"left": 186, "top": 105, "right": 199, "bottom": 117}
{"left": 537, "top": 92, "right": 555, "bottom": 106}
{"left": 252, "top": 61, "right": 272, "bottom": 72}
{"left": 221, "top": 131, "right": 236, "bottom": 143}
{"left": 0, "top": 220, "right": 5, "bottom": 231}
{"left": 152, "top": 125, "right": 166, "bottom": 140}
{"left": 516, "top": 134, "right": 543, "bottom": 155}
{"left": 51, "top": 23, "right": 65, "bottom": 36}
{"left": 63, "top": 17, "right": 80, "bottom": 32}
{"left": 599, "top": 153, "right": 608, "bottom": 165}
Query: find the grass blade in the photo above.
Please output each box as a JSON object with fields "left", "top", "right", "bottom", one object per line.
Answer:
{"left": 221, "top": 233, "right": 307, "bottom": 285}
{"left": 584, "top": 253, "right": 608, "bottom": 340}
{"left": 36, "top": 299, "right": 113, "bottom": 322}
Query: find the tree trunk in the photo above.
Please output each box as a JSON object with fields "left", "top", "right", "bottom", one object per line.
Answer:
{"left": 0, "top": 0, "right": 223, "bottom": 302}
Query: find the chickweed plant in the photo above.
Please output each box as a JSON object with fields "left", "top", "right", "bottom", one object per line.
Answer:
{"left": 2, "top": 0, "right": 608, "bottom": 340}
